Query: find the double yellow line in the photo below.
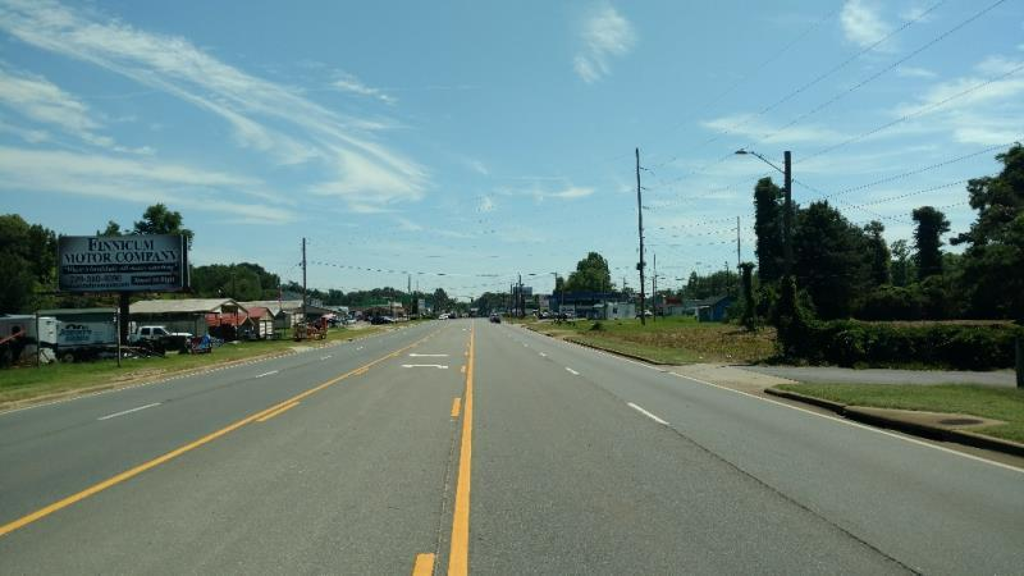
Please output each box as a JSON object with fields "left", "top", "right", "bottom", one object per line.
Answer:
{"left": 0, "top": 328, "right": 441, "bottom": 539}
{"left": 447, "top": 326, "right": 475, "bottom": 575}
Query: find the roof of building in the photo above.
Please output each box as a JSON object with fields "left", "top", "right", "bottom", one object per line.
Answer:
{"left": 693, "top": 294, "right": 734, "bottom": 307}
{"left": 130, "top": 298, "right": 242, "bottom": 315}
{"left": 238, "top": 300, "right": 303, "bottom": 314}
{"left": 36, "top": 308, "right": 117, "bottom": 316}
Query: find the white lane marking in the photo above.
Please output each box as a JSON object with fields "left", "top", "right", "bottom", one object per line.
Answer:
{"left": 539, "top": 352, "right": 547, "bottom": 358}
{"left": 98, "top": 402, "right": 161, "bottom": 421}
{"left": 255, "top": 370, "right": 279, "bottom": 379}
{"left": 402, "top": 364, "right": 449, "bottom": 369}
{"left": 320, "top": 355, "right": 332, "bottom": 360}
{"left": 409, "top": 353, "right": 449, "bottom": 357}
{"left": 628, "top": 402, "right": 669, "bottom": 426}
{"left": 520, "top": 328, "right": 1023, "bottom": 475}
{"left": 565, "top": 367, "right": 580, "bottom": 376}
{"left": 667, "top": 372, "right": 1024, "bottom": 475}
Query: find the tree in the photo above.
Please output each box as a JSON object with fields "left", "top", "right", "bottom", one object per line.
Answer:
{"left": 792, "top": 201, "right": 870, "bottom": 319}
{"left": 863, "top": 221, "right": 890, "bottom": 286}
{"left": 890, "top": 239, "right": 914, "bottom": 287}
{"left": 133, "top": 203, "right": 194, "bottom": 246}
{"left": 739, "top": 262, "right": 757, "bottom": 331}
{"left": 684, "top": 269, "right": 739, "bottom": 300}
{"left": 952, "top": 144, "right": 1024, "bottom": 318}
{"left": 564, "top": 252, "right": 612, "bottom": 293}
{"left": 190, "top": 262, "right": 281, "bottom": 301}
{"left": 911, "top": 206, "right": 950, "bottom": 280}
{"left": 431, "top": 288, "right": 452, "bottom": 312}
{"left": 0, "top": 214, "right": 58, "bottom": 313}
{"left": 753, "top": 177, "right": 786, "bottom": 282}
{"left": 96, "top": 220, "right": 123, "bottom": 236}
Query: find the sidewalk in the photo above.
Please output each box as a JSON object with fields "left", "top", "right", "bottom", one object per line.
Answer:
{"left": 741, "top": 365, "right": 1017, "bottom": 388}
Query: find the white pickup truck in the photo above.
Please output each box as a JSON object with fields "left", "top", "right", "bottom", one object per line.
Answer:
{"left": 129, "top": 325, "right": 193, "bottom": 351}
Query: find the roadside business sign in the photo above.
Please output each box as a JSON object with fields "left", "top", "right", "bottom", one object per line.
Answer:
{"left": 58, "top": 235, "right": 189, "bottom": 293}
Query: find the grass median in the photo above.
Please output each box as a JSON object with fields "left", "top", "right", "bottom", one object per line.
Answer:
{"left": 0, "top": 325, "right": 393, "bottom": 408}
{"left": 526, "top": 316, "right": 775, "bottom": 365}
{"left": 776, "top": 383, "right": 1024, "bottom": 444}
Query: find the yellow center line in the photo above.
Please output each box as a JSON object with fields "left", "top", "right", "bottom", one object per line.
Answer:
{"left": 0, "top": 327, "right": 443, "bottom": 539}
{"left": 256, "top": 401, "right": 299, "bottom": 423}
{"left": 448, "top": 324, "right": 475, "bottom": 576}
{"left": 412, "top": 552, "right": 435, "bottom": 576}
{"left": 451, "top": 397, "right": 462, "bottom": 419}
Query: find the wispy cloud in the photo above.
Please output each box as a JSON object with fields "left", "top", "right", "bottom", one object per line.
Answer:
{"left": 0, "top": 0, "right": 427, "bottom": 212}
{"left": 840, "top": 0, "right": 892, "bottom": 50}
{"left": 701, "top": 113, "right": 846, "bottom": 145}
{"left": 892, "top": 55, "right": 1024, "bottom": 145}
{"left": 896, "top": 66, "right": 937, "bottom": 79}
{"left": 573, "top": 3, "right": 636, "bottom": 83}
{"left": 0, "top": 62, "right": 151, "bottom": 153}
{"left": 497, "top": 183, "right": 595, "bottom": 202}
{"left": 478, "top": 196, "right": 496, "bottom": 213}
{"left": 0, "top": 146, "right": 296, "bottom": 223}
{"left": 332, "top": 71, "right": 397, "bottom": 105}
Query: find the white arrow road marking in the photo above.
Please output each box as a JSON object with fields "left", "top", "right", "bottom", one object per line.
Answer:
{"left": 409, "top": 353, "right": 449, "bottom": 357}
{"left": 98, "top": 402, "right": 161, "bottom": 421}
{"left": 539, "top": 353, "right": 547, "bottom": 358}
{"left": 628, "top": 402, "right": 669, "bottom": 425}
{"left": 565, "top": 367, "right": 580, "bottom": 376}
{"left": 255, "top": 370, "right": 279, "bottom": 379}
{"left": 320, "top": 355, "right": 332, "bottom": 360}
{"left": 402, "top": 364, "right": 449, "bottom": 369}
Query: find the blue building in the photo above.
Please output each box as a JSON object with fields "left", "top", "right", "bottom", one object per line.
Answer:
{"left": 694, "top": 295, "right": 735, "bottom": 322}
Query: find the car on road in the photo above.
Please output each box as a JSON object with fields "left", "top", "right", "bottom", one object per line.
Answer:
{"left": 489, "top": 314, "right": 501, "bottom": 324}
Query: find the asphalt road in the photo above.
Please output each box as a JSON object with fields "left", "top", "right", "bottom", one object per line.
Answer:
{"left": 0, "top": 319, "right": 1021, "bottom": 574}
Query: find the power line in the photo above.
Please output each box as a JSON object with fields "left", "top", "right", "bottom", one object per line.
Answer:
{"left": 753, "top": 0, "right": 1004, "bottom": 146}
{"left": 802, "top": 64, "right": 1024, "bottom": 162}
{"left": 814, "top": 141, "right": 1017, "bottom": 201}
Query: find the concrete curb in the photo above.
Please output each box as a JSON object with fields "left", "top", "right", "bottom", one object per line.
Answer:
{"left": 766, "top": 387, "right": 1024, "bottom": 458}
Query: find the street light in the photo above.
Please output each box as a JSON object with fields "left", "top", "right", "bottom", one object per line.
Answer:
{"left": 735, "top": 148, "right": 793, "bottom": 275}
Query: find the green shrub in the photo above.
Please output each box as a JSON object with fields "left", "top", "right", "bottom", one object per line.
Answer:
{"left": 781, "top": 320, "right": 1017, "bottom": 370}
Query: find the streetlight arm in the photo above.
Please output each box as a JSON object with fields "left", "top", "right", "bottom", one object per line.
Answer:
{"left": 735, "top": 149, "right": 785, "bottom": 176}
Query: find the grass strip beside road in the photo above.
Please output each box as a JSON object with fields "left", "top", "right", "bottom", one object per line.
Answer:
{"left": 528, "top": 317, "right": 775, "bottom": 365}
{"left": 776, "top": 383, "right": 1024, "bottom": 444}
{"left": 0, "top": 326, "right": 391, "bottom": 408}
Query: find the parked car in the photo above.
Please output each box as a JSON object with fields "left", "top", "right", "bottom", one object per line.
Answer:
{"left": 129, "top": 325, "right": 193, "bottom": 352}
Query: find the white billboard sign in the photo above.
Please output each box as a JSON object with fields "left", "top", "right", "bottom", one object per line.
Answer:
{"left": 58, "top": 235, "right": 189, "bottom": 293}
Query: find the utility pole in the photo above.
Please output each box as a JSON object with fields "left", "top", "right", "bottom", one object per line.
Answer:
{"left": 301, "top": 237, "right": 307, "bottom": 321}
{"left": 784, "top": 151, "right": 793, "bottom": 276}
{"left": 736, "top": 216, "right": 741, "bottom": 270}
{"left": 652, "top": 252, "right": 657, "bottom": 322}
{"left": 517, "top": 273, "right": 523, "bottom": 318}
{"left": 636, "top": 147, "right": 646, "bottom": 326}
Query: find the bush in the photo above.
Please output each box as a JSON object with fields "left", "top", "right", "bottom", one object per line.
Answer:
{"left": 780, "top": 320, "right": 1018, "bottom": 370}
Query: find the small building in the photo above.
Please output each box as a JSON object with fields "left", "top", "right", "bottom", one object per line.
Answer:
{"left": 593, "top": 302, "right": 636, "bottom": 320}
{"left": 130, "top": 298, "right": 245, "bottom": 336}
{"left": 205, "top": 306, "right": 275, "bottom": 340}
{"left": 693, "top": 295, "right": 735, "bottom": 322}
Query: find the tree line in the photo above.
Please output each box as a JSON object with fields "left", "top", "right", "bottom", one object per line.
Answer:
{"left": 748, "top": 143, "right": 1023, "bottom": 323}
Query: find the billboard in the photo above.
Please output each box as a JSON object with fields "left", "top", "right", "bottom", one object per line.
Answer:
{"left": 58, "top": 235, "right": 189, "bottom": 293}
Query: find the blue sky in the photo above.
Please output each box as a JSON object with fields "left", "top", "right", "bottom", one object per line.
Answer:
{"left": 1, "top": 0, "right": 1022, "bottom": 298}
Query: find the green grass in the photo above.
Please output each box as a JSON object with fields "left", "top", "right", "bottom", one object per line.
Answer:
{"left": 776, "top": 383, "right": 1024, "bottom": 444}
{"left": 0, "top": 325, "right": 391, "bottom": 406}
{"left": 529, "top": 316, "right": 776, "bottom": 365}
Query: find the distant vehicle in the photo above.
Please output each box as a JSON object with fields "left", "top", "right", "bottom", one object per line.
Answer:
{"left": 438, "top": 313, "right": 449, "bottom": 320}
{"left": 489, "top": 314, "right": 501, "bottom": 324}
{"left": 636, "top": 310, "right": 654, "bottom": 318}
{"left": 129, "top": 325, "right": 193, "bottom": 352}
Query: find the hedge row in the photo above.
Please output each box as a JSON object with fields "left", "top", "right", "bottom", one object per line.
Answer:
{"left": 784, "top": 320, "right": 1019, "bottom": 370}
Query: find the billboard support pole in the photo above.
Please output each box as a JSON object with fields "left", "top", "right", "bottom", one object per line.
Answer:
{"left": 118, "top": 292, "right": 130, "bottom": 347}
{"left": 116, "top": 307, "right": 122, "bottom": 368}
